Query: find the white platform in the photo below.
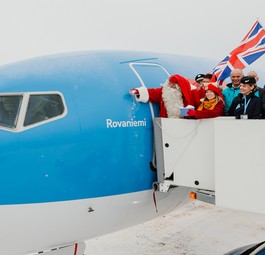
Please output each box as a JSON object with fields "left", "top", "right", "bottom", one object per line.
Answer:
{"left": 153, "top": 117, "right": 265, "bottom": 215}
{"left": 84, "top": 200, "right": 265, "bottom": 255}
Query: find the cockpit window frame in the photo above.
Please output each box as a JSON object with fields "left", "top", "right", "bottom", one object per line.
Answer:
{"left": 0, "top": 91, "right": 67, "bottom": 132}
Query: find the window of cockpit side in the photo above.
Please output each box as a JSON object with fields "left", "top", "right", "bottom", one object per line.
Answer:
{"left": 24, "top": 93, "right": 66, "bottom": 127}
{"left": 0, "top": 95, "right": 23, "bottom": 129}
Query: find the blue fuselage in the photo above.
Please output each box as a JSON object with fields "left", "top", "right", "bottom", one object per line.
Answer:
{"left": 0, "top": 51, "right": 214, "bottom": 204}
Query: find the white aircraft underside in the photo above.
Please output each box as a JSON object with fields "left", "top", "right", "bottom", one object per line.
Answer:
{"left": 0, "top": 187, "right": 190, "bottom": 255}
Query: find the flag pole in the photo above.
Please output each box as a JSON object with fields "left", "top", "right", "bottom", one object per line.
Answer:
{"left": 257, "top": 17, "right": 265, "bottom": 29}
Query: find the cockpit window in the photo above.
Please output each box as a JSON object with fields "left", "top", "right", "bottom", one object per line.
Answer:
{"left": 0, "top": 92, "right": 67, "bottom": 132}
{"left": 24, "top": 94, "right": 64, "bottom": 126}
{"left": 0, "top": 95, "right": 23, "bottom": 128}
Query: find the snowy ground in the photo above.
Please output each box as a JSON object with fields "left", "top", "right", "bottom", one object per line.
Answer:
{"left": 84, "top": 200, "right": 265, "bottom": 255}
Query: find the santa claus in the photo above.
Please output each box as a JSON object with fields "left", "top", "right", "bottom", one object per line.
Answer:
{"left": 130, "top": 74, "right": 198, "bottom": 118}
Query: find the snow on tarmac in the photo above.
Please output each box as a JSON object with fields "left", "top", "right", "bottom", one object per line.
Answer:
{"left": 85, "top": 200, "right": 265, "bottom": 255}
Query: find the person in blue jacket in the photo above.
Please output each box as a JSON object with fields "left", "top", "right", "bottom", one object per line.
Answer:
{"left": 222, "top": 69, "right": 244, "bottom": 114}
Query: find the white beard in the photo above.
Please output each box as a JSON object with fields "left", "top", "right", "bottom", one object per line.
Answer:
{"left": 162, "top": 84, "right": 184, "bottom": 118}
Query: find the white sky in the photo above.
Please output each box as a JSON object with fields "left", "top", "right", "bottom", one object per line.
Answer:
{"left": 0, "top": 0, "right": 265, "bottom": 81}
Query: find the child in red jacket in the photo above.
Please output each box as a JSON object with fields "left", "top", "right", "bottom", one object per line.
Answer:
{"left": 184, "top": 84, "right": 224, "bottom": 119}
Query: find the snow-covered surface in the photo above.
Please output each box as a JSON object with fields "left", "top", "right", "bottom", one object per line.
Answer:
{"left": 85, "top": 200, "right": 265, "bottom": 254}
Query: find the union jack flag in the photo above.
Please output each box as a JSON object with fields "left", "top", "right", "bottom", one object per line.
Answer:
{"left": 212, "top": 20, "right": 265, "bottom": 85}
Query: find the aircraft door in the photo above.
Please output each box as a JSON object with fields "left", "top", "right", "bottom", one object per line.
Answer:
{"left": 129, "top": 62, "right": 170, "bottom": 119}
{"left": 129, "top": 63, "right": 170, "bottom": 170}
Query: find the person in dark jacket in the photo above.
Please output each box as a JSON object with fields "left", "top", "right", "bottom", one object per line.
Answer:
{"left": 248, "top": 70, "right": 265, "bottom": 118}
{"left": 184, "top": 84, "right": 224, "bottom": 119}
{"left": 194, "top": 73, "right": 206, "bottom": 101}
{"left": 228, "top": 76, "right": 261, "bottom": 119}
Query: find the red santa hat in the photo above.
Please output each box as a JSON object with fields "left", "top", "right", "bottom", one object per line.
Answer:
{"left": 169, "top": 74, "right": 192, "bottom": 106}
{"left": 206, "top": 84, "right": 223, "bottom": 99}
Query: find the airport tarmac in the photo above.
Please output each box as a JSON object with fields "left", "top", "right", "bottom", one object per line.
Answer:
{"left": 84, "top": 200, "right": 265, "bottom": 255}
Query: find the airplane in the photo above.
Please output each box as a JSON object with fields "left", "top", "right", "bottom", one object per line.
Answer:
{"left": 1, "top": 50, "right": 264, "bottom": 255}
{"left": 0, "top": 50, "right": 216, "bottom": 255}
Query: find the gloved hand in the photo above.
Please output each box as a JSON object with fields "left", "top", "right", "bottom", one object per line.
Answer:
{"left": 129, "top": 89, "right": 139, "bottom": 98}
{"left": 187, "top": 109, "right": 196, "bottom": 116}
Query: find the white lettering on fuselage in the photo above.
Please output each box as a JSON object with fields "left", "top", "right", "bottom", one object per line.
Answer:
{"left": 106, "top": 118, "right": 147, "bottom": 128}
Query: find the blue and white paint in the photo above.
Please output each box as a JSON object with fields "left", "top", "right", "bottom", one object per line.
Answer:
{"left": 0, "top": 50, "right": 214, "bottom": 255}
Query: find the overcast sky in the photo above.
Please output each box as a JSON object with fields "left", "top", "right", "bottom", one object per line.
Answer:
{"left": 0, "top": 0, "right": 265, "bottom": 81}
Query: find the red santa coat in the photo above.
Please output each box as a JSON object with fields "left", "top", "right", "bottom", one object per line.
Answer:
{"left": 136, "top": 74, "right": 196, "bottom": 118}
{"left": 147, "top": 87, "right": 195, "bottom": 117}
